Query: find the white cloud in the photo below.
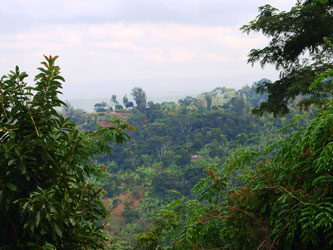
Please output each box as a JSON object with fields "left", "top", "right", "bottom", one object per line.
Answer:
{"left": 0, "top": 22, "right": 265, "bottom": 61}
{"left": 205, "top": 53, "right": 228, "bottom": 62}
{"left": 0, "top": 21, "right": 274, "bottom": 88}
{"left": 93, "top": 40, "right": 141, "bottom": 51}
{"left": 1, "top": 0, "right": 297, "bottom": 32}
{"left": 0, "top": 0, "right": 298, "bottom": 101}
{"left": 88, "top": 23, "right": 145, "bottom": 40}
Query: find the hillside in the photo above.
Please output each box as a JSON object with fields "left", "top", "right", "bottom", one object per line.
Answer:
{"left": 63, "top": 81, "right": 313, "bottom": 249}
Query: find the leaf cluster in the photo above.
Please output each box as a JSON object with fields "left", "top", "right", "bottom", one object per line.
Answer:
{"left": 241, "top": 0, "right": 333, "bottom": 116}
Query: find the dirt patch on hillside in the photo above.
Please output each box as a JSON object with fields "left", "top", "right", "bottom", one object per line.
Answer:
{"left": 103, "top": 189, "right": 146, "bottom": 232}
{"left": 111, "top": 190, "right": 145, "bottom": 215}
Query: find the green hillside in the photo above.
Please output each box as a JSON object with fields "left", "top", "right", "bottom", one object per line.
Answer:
{"left": 63, "top": 82, "right": 313, "bottom": 248}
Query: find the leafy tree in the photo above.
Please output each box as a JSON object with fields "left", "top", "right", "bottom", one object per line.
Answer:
{"left": 111, "top": 94, "right": 118, "bottom": 105}
{"left": 204, "top": 93, "right": 213, "bottom": 110}
{"left": 238, "top": 80, "right": 269, "bottom": 108}
{"left": 147, "top": 136, "right": 171, "bottom": 160}
{"left": 94, "top": 101, "right": 108, "bottom": 112}
{"left": 0, "top": 56, "right": 133, "bottom": 249}
{"left": 131, "top": 87, "right": 147, "bottom": 111}
{"left": 123, "top": 94, "right": 129, "bottom": 106}
{"left": 123, "top": 201, "right": 140, "bottom": 224}
{"left": 241, "top": 0, "right": 333, "bottom": 116}
{"left": 178, "top": 96, "right": 195, "bottom": 107}
{"left": 123, "top": 94, "right": 134, "bottom": 109}
{"left": 172, "top": 145, "right": 192, "bottom": 166}
{"left": 110, "top": 95, "right": 125, "bottom": 110}
{"left": 146, "top": 102, "right": 165, "bottom": 122}
{"left": 115, "top": 104, "right": 124, "bottom": 110}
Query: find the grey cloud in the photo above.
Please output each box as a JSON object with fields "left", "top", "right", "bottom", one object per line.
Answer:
{"left": 1, "top": 0, "right": 296, "bottom": 32}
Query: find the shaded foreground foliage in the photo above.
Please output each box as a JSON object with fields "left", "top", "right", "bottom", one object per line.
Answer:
{"left": 0, "top": 56, "right": 133, "bottom": 249}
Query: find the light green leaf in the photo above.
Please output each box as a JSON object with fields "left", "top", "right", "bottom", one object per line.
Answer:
{"left": 54, "top": 224, "right": 62, "bottom": 238}
{"left": 6, "top": 183, "right": 17, "bottom": 191}
{"left": 8, "top": 159, "right": 15, "bottom": 166}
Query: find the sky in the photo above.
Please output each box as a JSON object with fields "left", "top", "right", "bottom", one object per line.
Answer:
{"left": 0, "top": 0, "right": 297, "bottom": 107}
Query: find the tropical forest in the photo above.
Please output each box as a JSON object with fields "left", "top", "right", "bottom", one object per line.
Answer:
{"left": 1, "top": 0, "right": 333, "bottom": 249}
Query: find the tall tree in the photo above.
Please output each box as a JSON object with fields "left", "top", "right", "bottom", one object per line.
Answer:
{"left": 131, "top": 87, "right": 147, "bottom": 111}
{"left": 241, "top": 0, "right": 333, "bottom": 116}
{"left": 110, "top": 95, "right": 124, "bottom": 110}
{"left": 204, "top": 93, "right": 213, "bottom": 110}
{"left": 178, "top": 96, "right": 195, "bottom": 107}
{"left": 123, "top": 94, "right": 129, "bottom": 107}
{"left": 123, "top": 94, "right": 134, "bottom": 109}
{"left": 111, "top": 94, "right": 118, "bottom": 105}
{"left": 0, "top": 56, "right": 133, "bottom": 249}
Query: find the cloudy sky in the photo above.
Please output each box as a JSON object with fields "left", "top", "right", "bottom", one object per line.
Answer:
{"left": 0, "top": 0, "right": 296, "bottom": 105}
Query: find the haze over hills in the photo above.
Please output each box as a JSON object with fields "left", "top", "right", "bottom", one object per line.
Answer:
{"left": 63, "top": 78, "right": 271, "bottom": 112}
{"left": 67, "top": 95, "right": 188, "bottom": 112}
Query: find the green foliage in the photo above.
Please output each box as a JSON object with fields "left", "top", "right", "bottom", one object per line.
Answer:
{"left": 136, "top": 99, "right": 333, "bottom": 249}
{"left": 123, "top": 94, "right": 134, "bottom": 109}
{"left": 132, "top": 87, "right": 147, "bottom": 111}
{"left": 0, "top": 56, "right": 132, "bottom": 249}
{"left": 63, "top": 82, "right": 311, "bottom": 248}
{"left": 123, "top": 201, "right": 140, "bottom": 224}
{"left": 94, "top": 101, "right": 108, "bottom": 112}
{"left": 111, "top": 95, "right": 118, "bottom": 105}
{"left": 241, "top": 0, "right": 333, "bottom": 116}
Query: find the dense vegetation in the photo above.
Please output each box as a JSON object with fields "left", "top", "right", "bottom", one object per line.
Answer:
{"left": 1, "top": 0, "right": 332, "bottom": 249}
{"left": 136, "top": 97, "right": 333, "bottom": 250}
{"left": 64, "top": 82, "right": 313, "bottom": 248}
